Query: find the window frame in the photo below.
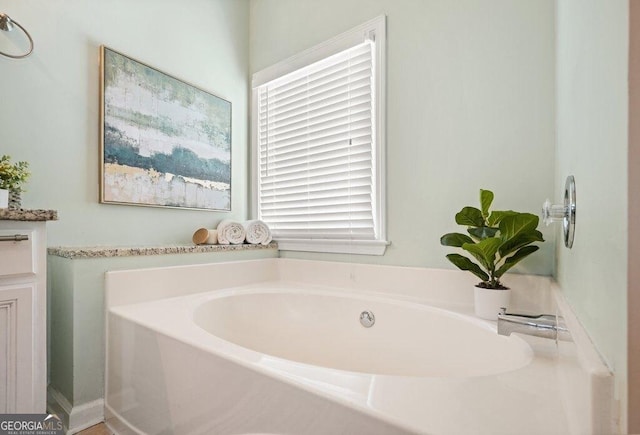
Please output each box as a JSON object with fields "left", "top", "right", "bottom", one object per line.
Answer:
{"left": 251, "top": 15, "right": 387, "bottom": 255}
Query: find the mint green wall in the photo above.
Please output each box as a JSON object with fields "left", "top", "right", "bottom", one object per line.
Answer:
{"left": 250, "top": 0, "right": 556, "bottom": 276}
{"left": 0, "top": 0, "right": 250, "bottom": 246}
{"left": 48, "top": 256, "right": 75, "bottom": 403}
{"left": 555, "top": 0, "right": 629, "bottom": 429}
{"left": 0, "top": 0, "right": 556, "bottom": 268}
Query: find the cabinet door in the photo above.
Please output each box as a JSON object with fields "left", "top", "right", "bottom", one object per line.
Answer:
{"left": 0, "top": 283, "right": 34, "bottom": 413}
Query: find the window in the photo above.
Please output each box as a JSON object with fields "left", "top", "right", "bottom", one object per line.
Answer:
{"left": 251, "top": 16, "right": 387, "bottom": 255}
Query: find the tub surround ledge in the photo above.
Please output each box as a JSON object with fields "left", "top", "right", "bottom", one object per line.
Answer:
{"left": 0, "top": 209, "right": 58, "bottom": 221}
{"left": 48, "top": 242, "right": 278, "bottom": 259}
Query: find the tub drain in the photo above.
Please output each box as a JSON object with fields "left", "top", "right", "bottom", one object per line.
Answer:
{"left": 360, "top": 310, "right": 375, "bottom": 328}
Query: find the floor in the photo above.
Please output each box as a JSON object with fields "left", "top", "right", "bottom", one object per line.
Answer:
{"left": 77, "top": 423, "right": 112, "bottom": 435}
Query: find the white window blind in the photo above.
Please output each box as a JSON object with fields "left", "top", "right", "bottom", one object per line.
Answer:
{"left": 256, "top": 40, "right": 377, "bottom": 241}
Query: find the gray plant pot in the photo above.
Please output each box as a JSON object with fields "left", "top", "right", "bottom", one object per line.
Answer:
{"left": 8, "top": 190, "right": 21, "bottom": 210}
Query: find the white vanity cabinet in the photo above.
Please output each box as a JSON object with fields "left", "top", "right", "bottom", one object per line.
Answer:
{"left": 0, "top": 215, "right": 54, "bottom": 413}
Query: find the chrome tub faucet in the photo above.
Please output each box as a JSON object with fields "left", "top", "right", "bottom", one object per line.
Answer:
{"left": 497, "top": 308, "right": 571, "bottom": 342}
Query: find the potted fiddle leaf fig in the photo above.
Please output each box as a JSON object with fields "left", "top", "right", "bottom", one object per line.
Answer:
{"left": 440, "top": 189, "right": 544, "bottom": 320}
{"left": 0, "top": 155, "right": 30, "bottom": 210}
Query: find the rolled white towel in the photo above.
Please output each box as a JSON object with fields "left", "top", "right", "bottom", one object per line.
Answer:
{"left": 243, "top": 220, "right": 272, "bottom": 245}
{"left": 216, "top": 219, "right": 246, "bottom": 245}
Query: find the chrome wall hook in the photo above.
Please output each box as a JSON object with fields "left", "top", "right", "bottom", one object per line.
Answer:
{"left": 542, "top": 175, "right": 576, "bottom": 248}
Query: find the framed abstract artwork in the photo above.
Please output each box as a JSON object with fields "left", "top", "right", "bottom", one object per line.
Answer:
{"left": 99, "top": 46, "right": 231, "bottom": 211}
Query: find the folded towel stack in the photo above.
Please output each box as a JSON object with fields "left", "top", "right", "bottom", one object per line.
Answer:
{"left": 242, "top": 220, "right": 272, "bottom": 245}
{"left": 216, "top": 219, "right": 246, "bottom": 245}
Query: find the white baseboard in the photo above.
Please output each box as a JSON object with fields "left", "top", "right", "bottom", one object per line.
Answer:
{"left": 47, "top": 386, "right": 104, "bottom": 434}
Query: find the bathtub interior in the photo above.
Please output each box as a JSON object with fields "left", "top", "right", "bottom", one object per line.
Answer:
{"left": 192, "top": 288, "right": 534, "bottom": 377}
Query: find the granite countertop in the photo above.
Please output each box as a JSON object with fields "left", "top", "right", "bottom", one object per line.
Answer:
{"left": 48, "top": 241, "right": 278, "bottom": 259}
{"left": 0, "top": 209, "right": 58, "bottom": 221}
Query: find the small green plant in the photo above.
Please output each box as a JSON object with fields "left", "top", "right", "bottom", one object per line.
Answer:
{"left": 440, "top": 189, "right": 544, "bottom": 289}
{"left": 0, "top": 155, "right": 30, "bottom": 193}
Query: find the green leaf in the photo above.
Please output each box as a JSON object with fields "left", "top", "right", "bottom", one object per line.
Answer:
{"left": 495, "top": 246, "right": 539, "bottom": 278}
{"left": 468, "top": 226, "right": 499, "bottom": 241}
{"left": 446, "top": 254, "right": 489, "bottom": 282}
{"left": 498, "top": 213, "right": 539, "bottom": 240}
{"left": 462, "top": 238, "right": 502, "bottom": 271}
{"left": 487, "top": 210, "right": 518, "bottom": 227}
{"left": 455, "top": 207, "right": 484, "bottom": 227}
{"left": 440, "top": 233, "right": 474, "bottom": 247}
{"left": 480, "top": 189, "right": 494, "bottom": 218}
{"left": 498, "top": 230, "right": 544, "bottom": 257}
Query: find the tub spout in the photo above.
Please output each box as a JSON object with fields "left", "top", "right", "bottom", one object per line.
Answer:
{"left": 497, "top": 308, "right": 571, "bottom": 342}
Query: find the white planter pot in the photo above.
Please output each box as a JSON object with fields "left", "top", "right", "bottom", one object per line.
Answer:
{"left": 474, "top": 286, "right": 512, "bottom": 320}
{"left": 0, "top": 189, "right": 8, "bottom": 209}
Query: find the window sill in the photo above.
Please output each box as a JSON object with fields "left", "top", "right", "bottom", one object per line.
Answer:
{"left": 275, "top": 238, "right": 389, "bottom": 256}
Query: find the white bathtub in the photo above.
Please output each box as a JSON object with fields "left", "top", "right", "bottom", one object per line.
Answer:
{"left": 105, "top": 280, "right": 570, "bottom": 435}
